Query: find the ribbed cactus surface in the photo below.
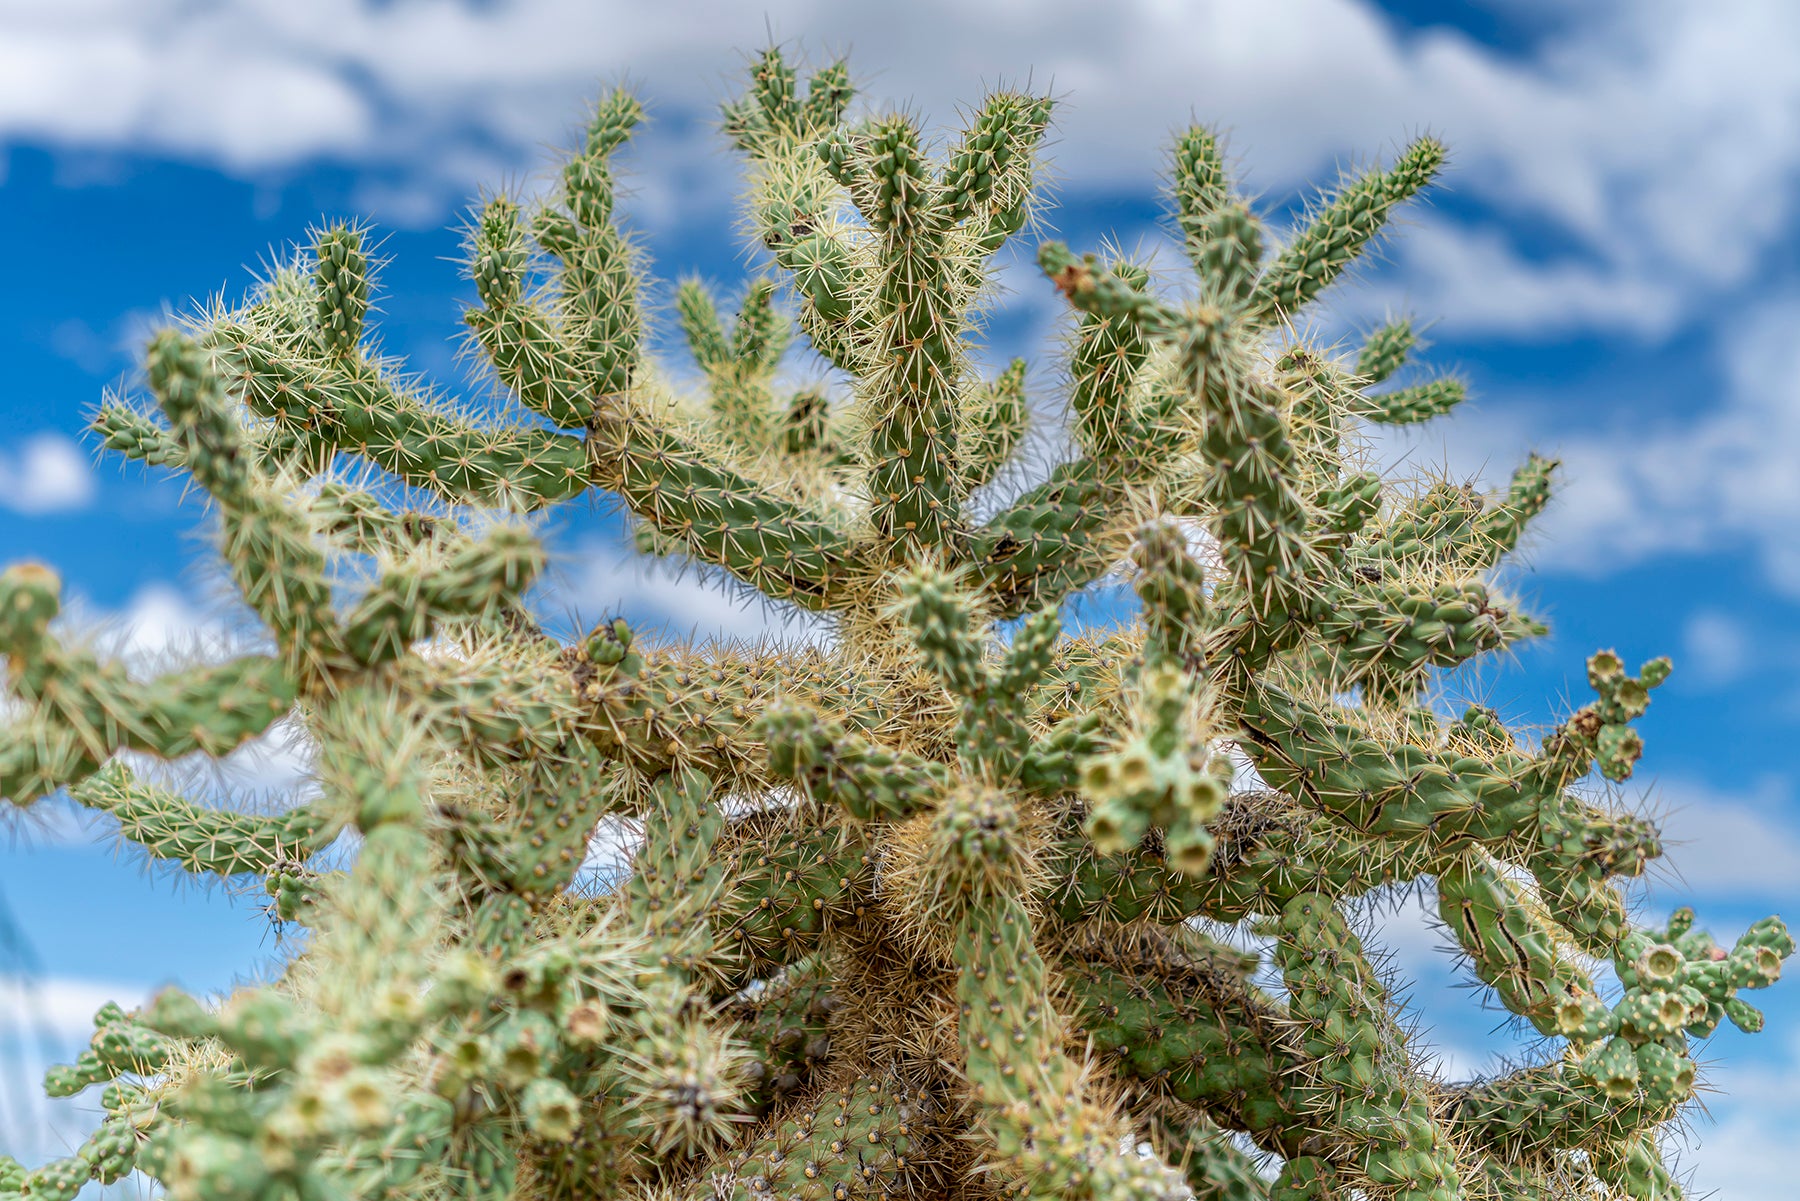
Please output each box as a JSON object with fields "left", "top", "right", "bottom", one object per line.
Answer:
{"left": 1, "top": 43, "right": 1787, "bottom": 1201}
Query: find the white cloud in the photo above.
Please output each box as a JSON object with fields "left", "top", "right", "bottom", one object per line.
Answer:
{"left": 1366, "top": 292, "right": 1800, "bottom": 596}
{"left": 0, "top": 433, "right": 95, "bottom": 514}
{"left": 545, "top": 532, "right": 830, "bottom": 647}
{"left": 1682, "top": 610, "right": 1751, "bottom": 688}
{"left": 1641, "top": 776, "right": 1800, "bottom": 902}
{"left": 1, "top": 1, "right": 1795, "bottom": 342}
{"left": 0, "top": 972, "right": 153, "bottom": 1044}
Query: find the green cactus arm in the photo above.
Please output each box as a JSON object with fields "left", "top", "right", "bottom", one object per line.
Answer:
{"left": 1357, "top": 455, "right": 1552, "bottom": 580}
{"left": 462, "top": 196, "right": 596, "bottom": 431}
{"left": 1170, "top": 126, "right": 1233, "bottom": 273}
{"left": 695, "top": 1071, "right": 923, "bottom": 1201}
{"left": 1358, "top": 377, "right": 1466, "bottom": 426}
{"left": 894, "top": 565, "right": 1051, "bottom": 782}
{"left": 209, "top": 324, "right": 592, "bottom": 509}
{"left": 966, "top": 457, "right": 1135, "bottom": 617}
{"left": 307, "top": 482, "right": 419, "bottom": 553}
{"left": 1273, "top": 893, "right": 1465, "bottom": 1200}
{"left": 957, "top": 356, "right": 1029, "bottom": 495}
{"left": 914, "top": 787, "right": 1187, "bottom": 1198}
{"left": 534, "top": 87, "right": 650, "bottom": 402}
{"left": 674, "top": 275, "right": 789, "bottom": 454}
{"left": 1247, "top": 138, "right": 1446, "bottom": 325}
{"left": 339, "top": 525, "right": 544, "bottom": 667}
{"left": 726, "top": 50, "right": 870, "bottom": 376}
{"left": 1435, "top": 854, "right": 1598, "bottom": 1035}
{"left": 496, "top": 739, "right": 617, "bottom": 901}
{"left": 91, "top": 400, "right": 188, "bottom": 468}
{"left": 1038, "top": 243, "right": 1318, "bottom": 625}
{"left": 1354, "top": 319, "right": 1417, "bottom": 386}
{"left": 313, "top": 223, "right": 370, "bottom": 361}
{"left": 829, "top": 112, "right": 969, "bottom": 554}
{"left": 402, "top": 641, "right": 586, "bottom": 765}
{"left": 1591, "top": 1130, "right": 1684, "bottom": 1201}
{"left": 69, "top": 760, "right": 343, "bottom": 879}
{"left": 758, "top": 702, "right": 950, "bottom": 819}
{"left": 1442, "top": 1056, "right": 1676, "bottom": 1159}
{"left": 587, "top": 404, "right": 856, "bottom": 608}
{"left": 933, "top": 91, "right": 1055, "bottom": 229}
{"left": 150, "top": 329, "right": 341, "bottom": 672}
{"left": 728, "top": 277, "right": 792, "bottom": 380}
{"left": 0, "top": 567, "right": 296, "bottom": 805}
{"left": 1305, "top": 574, "right": 1544, "bottom": 702}
{"left": 964, "top": 260, "right": 1199, "bottom": 616}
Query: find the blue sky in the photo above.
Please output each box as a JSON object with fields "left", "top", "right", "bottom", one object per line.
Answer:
{"left": 1, "top": 0, "right": 1798, "bottom": 1194}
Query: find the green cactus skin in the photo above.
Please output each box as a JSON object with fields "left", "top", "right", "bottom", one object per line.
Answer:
{"left": 0, "top": 40, "right": 1786, "bottom": 1201}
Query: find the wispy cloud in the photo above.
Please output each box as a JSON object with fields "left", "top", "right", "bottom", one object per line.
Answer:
{"left": 1641, "top": 775, "right": 1800, "bottom": 903}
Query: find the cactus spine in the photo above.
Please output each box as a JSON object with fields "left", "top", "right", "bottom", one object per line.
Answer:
{"left": 2, "top": 41, "right": 1787, "bottom": 1201}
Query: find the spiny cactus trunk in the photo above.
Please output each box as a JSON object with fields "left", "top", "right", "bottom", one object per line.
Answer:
{"left": 1, "top": 41, "right": 1787, "bottom": 1201}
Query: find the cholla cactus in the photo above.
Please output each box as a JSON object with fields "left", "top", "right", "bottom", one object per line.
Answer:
{"left": 0, "top": 42, "right": 1787, "bottom": 1201}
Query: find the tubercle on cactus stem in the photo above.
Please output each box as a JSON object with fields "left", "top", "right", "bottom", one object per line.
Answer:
{"left": 0, "top": 38, "right": 1785, "bottom": 1201}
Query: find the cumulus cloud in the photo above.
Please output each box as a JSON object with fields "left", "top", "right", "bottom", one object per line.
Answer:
{"left": 0, "top": 433, "right": 95, "bottom": 514}
{"left": 2, "top": 1, "right": 1795, "bottom": 342}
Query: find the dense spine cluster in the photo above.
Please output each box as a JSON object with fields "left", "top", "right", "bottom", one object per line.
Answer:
{"left": 1, "top": 42, "right": 1788, "bottom": 1201}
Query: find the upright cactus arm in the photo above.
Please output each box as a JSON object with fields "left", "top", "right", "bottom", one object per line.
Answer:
{"left": 674, "top": 275, "right": 791, "bottom": 455}
{"left": 546, "top": 93, "right": 650, "bottom": 397}
{"left": 1169, "top": 126, "right": 1234, "bottom": 276}
{"left": 314, "top": 223, "right": 371, "bottom": 361}
{"left": 727, "top": 49, "right": 870, "bottom": 377}
{"left": 1273, "top": 894, "right": 1465, "bottom": 1200}
{"left": 967, "top": 259, "right": 1188, "bottom": 616}
{"left": 957, "top": 356, "right": 1029, "bottom": 495}
{"left": 1247, "top": 137, "right": 1446, "bottom": 326}
{"left": 893, "top": 565, "right": 1062, "bottom": 784}
{"left": 463, "top": 196, "right": 595, "bottom": 431}
{"left": 824, "top": 114, "right": 963, "bottom": 556}
{"left": 896, "top": 786, "right": 1187, "bottom": 1200}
